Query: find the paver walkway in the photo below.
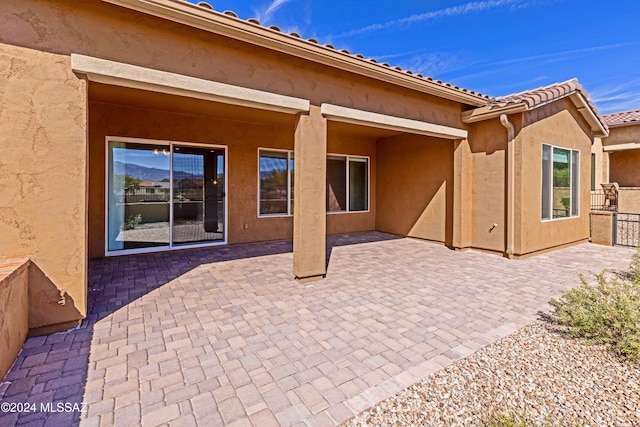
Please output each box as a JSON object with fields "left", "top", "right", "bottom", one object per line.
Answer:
{"left": 0, "top": 232, "right": 635, "bottom": 426}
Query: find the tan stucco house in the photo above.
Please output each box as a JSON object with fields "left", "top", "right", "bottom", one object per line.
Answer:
{"left": 1, "top": 0, "right": 609, "bottom": 341}
{"left": 592, "top": 110, "right": 640, "bottom": 213}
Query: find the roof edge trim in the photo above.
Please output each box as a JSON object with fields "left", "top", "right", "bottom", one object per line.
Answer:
{"left": 71, "top": 54, "right": 310, "bottom": 114}
{"left": 603, "top": 142, "right": 640, "bottom": 152}
{"left": 321, "top": 103, "right": 468, "bottom": 139}
{"left": 606, "top": 122, "right": 640, "bottom": 129}
{"left": 100, "top": 0, "right": 487, "bottom": 106}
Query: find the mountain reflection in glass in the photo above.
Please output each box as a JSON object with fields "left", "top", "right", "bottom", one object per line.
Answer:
{"left": 107, "top": 141, "right": 170, "bottom": 251}
{"left": 107, "top": 141, "right": 225, "bottom": 253}
{"left": 172, "top": 146, "right": 225, "bottom": 245}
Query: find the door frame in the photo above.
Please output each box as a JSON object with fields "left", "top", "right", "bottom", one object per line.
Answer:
{"left": 104, "top": 136, "right": 228, "bottom": 256}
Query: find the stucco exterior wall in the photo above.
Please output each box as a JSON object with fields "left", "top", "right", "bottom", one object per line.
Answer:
{"left": 602, "top": 124, "right": 640, "bottom": 147}
{"left": 609, "top": 148, "right": 640, "bottom": 187}
{"left": 591, "top": 137, "right": 609, "bottom": 188}
{"left": 0, "top": 44, "right": 87, "bottom": 327}
{"left": 515, "top": 99, "right": 592, "bottom": 256}
{"left": 0, "top": 0, "right": 464, "bottom": 128}
{"left": 467, "top": 120, "right": 507, "bottom": 254}
{"left": 375, "top": 134, "right": 454, "bottom": 244}
{"left": 88, "top": 98, "right": 297, "bottom": 258}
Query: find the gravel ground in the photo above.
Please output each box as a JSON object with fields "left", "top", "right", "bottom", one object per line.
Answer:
{"left": 343, "top": 321, "right": 640, "bottom": 426}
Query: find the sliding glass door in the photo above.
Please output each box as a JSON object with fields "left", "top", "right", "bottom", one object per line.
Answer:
{"left": 106, "top": 139, "right": 226, "bottom": 255}
{"left": 172, "top": 145, "right": 225, "bottom": 245}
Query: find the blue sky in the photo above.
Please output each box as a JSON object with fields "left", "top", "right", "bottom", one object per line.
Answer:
{"left": 187, "top": 0, "right": 640, "bottom": 114}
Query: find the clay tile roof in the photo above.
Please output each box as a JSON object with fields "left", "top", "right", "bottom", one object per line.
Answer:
{"left": 490, "top": 78, "right": 607, "bottom": 132}
{"left": 493, "top": 78, "right": 582, "bottom": 109}
{"left": 177, "top": 0, "right": 488, "bottom": 102}
{"left": 602, "top": 109, "right": 640, "bottom": 127}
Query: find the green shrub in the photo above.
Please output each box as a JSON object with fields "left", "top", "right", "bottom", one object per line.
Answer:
{"left": 483, "top": 410, "right": 530, "bottom": 427}
{"left": 550, "top": 250, "right": 640, "bottom": 362}
{"left": 483, "top": 409, "right": 579, "bottom": 427}
{"left": 121, "top": 214, "right": 142, "bottom": 230}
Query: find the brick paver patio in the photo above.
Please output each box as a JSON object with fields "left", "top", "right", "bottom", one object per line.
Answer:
{"left": 0, "top": 232, "right": 635, "bottom": 426}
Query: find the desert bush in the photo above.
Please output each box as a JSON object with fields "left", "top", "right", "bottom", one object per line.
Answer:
{"left": 550, "top": 250, "right": 640, "bottom": 362}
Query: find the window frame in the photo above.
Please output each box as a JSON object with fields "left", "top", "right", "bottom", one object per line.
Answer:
{"left": 257, "top": 148, "right": 294, "bottom": 218}
{"left": 104, "top": 136, "right": 228, "bottom": 257}
{"left": 541, "top": 143, "right": 580, "bottom": 222}
{"left": 326, "top": 153, "right": 371, "bottom": 214}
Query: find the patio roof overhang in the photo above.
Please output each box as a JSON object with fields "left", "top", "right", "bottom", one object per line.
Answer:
{"left": 603, "top": 142, "right": 640, "bottom": 152}
{"left": 321, "top": 104, "right": 468, "bottom": 140}
{"left": 71, "top": 54, "right": 310, "bottom": 115}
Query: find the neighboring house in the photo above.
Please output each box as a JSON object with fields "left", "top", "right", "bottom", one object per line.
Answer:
{"left": 592, "top": 110, "right": 640, "bottom": 213}
{"left": 0, "top": 0, "right": 608, "bottom": 334}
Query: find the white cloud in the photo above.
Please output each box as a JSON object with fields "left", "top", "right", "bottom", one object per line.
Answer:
{"left": 336, "top": 0, "right": 525, "bottom": 38}
{"left": 255, "top": 0, "right": 295, "bottom": 25}
{"left": 591, "top": 78, "right": 640, "bottom": 114}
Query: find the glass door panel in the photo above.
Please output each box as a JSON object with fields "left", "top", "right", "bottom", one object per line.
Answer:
{"left": 107, "top": 141, "right": 171, "bottom": 251}
{"left": 172, "top": 146, "right": 225, "bottom": 245}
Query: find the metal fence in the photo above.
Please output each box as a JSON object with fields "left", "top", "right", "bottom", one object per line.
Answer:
{"left": 613, "top": 212, "right": 640, "bottom": 248}
{"left": 591, "top": 189, "right": 617, "bottom": 211}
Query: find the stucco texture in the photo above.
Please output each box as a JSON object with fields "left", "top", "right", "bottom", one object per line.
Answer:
{"left": 467, "top": 119, "right": 508, "bottom": 254}
{"left": 609, "top": 147, "right": 640, "bottom": 187}
{"left": 0, "top": 0, "right": 464, "bottom": 129}
{"left": 376, "top": 134, "right": 454, "bottom": 245}
{"left": 591, "top": 137, "right": 609, "bottom": 188}
{"left": 0, "top": 44, "right": 87, "bottom": 327}
{"left": 618, "top": 187, "right": 640, "bottom": 214}
{"left": 0, "top": 261, "right": 29, "bottom": 381}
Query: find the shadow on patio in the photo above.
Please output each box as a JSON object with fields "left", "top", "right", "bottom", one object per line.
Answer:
{"left": 1, "top": 232, "right": 635, "bottom": 426}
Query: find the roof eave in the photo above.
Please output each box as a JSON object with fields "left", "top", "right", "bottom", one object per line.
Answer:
{"left": 460, "top": 103, "right": 527, "bottom": 124}
{"left": 461, "top": 92, "right": 609, "bottom": 138}
{"left": 605, "top": 121, "right": 640, "bottom": 129}
{"left": 101, "top": 0, "right": 487, "bottom": 106}
{"left": 568, "top": 93, "right": 609, "bottom": 138}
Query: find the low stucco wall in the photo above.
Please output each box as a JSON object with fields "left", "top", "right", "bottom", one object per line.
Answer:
{"left": 0, "top": 44, "right": 87, "bottom": 329}
{"left": 590, "top": 211, "right": 614, "bottom": 246}
{"left": 0, "top": 259, "right": 29, "bottom": 381}
{"left": 618, "top": 187, "right": 640, "bottom": 214}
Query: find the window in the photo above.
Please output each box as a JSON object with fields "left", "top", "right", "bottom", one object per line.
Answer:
{"left": 259, "top": 149, "right": 293, "bottom": 216}
{"left": 106, "top": 139, "right": 227, "bottom": 255}
{"left": 541, "top": 144, "right": 579, "bottom": 220}
{"left": 327, "top": 155, "right": 369, "bottom": 212}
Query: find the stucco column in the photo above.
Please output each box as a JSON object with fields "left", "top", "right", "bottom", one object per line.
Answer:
{"left": 452, "top": 138, "right": 473, "bottom": 249}
{"left": 293, "top": 105, "right": 327, "bottom": 282}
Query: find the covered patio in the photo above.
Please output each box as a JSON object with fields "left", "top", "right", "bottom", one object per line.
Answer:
{"left": 0, "top": 233, "right": 635, "bottom": 426}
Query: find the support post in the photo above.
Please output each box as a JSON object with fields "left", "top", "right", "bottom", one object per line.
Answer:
{"left": 293, "top": 106, "right": 327, "bottom": 282}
